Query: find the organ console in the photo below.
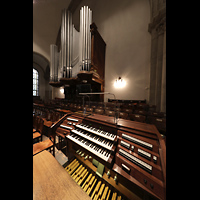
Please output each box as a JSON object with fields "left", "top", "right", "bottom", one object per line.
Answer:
{"left": 55, "top": 112, "right": 166, "bottom": 200}
{"left": 46, "top": 3, "right": 165, "bottom": 199}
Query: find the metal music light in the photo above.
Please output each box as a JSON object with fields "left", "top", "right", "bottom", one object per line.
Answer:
{"left": 79, "top": 92, "right": 119, "bottom": 124}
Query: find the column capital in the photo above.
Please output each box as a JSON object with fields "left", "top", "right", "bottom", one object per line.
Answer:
{"left": 156, "top": 20, "right": 166, "bottom": 36}
{"left": 148, "top": 8, "right": 166, "bottom": 34}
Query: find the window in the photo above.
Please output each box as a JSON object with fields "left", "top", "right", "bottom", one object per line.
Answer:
{"left": 33, "top": 68, "right": 39, "bottom": 96}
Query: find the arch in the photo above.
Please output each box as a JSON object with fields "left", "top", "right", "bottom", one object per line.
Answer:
{"left": 33, "top": 51, "right": 50, "bottom": 64}
{"left": 33, "top": 51, "right": 52, "bottom": 100}
{"left": 33, "top": 51, "right": 50, "bottom": 75}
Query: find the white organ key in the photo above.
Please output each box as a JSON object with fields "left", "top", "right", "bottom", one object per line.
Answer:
{"left": 60, "top": 124, "right": 73, "bottom": 130}
{"left": 119, "top": 148, "right": 152, "bottom": 173}
{"left": 153, "top": 155, "right": 157, "bottom": 163}
{"left": 71, "top": 129, "right": 113, "bottom": 150}
{"left": 66, "top": 134, "right": 110, "bottom": 162}
{"left": 138, "top": 148, "right": 151, "bottom": 160}
{"left": 76, "top": 124, "right": 116, "bottom": 141}
{"left": 120, "top": 140, "right": 130, "bottom": 149}
{"left": 131, "top": 145, "right": 134, "bottom": 151}
{"left": 122, "top": 133, "right": 153, "bottom": 150}
{"left": 67, "top": 117, "right": 79, "bottom": 122}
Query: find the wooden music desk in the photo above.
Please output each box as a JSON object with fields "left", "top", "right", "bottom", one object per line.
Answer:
{"left": 33, "top": 150, "right": 91, "bottom": 200}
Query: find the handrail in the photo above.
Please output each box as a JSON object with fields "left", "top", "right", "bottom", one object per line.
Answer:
{"left": 49, "top": 113, "right": 69, "bottom": 157}
{"left": 50, "top": 113, "right": 69, "bottom": 130}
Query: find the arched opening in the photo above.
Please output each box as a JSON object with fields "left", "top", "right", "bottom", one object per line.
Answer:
{"left": 33, "top": 52, "right": 52, "bottom": 100}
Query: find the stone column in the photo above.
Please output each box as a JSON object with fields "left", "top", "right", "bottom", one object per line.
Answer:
{"left": 148, "top": 6, "right": 166, "bottom": 112}
{"left": 155, "top": 23, "right": 164, "bottom": 111}
{"left": 149, "top": 29, "right": 158, "bottom": 106}
{"left": 160, "top": 24, "right": 166, "bottom": 112}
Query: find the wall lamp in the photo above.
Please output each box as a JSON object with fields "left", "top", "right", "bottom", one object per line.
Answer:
{"left": 60, "top": 88, "right": 64, "bottom": 94}
{"left": 114, "top": 77, "right": 126, "bottom": 88}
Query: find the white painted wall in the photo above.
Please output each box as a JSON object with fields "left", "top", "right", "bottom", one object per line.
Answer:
{"left": 52, "top": 87, "right": 65, "bottom": 99}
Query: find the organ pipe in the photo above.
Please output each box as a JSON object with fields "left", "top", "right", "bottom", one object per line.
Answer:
{"left": 61, "top": 9, "right": 73, "bottom": 78}
{"left": 50, "top": 6, "right": 92, "bottom": 83}
{"left": 79, "top": 7, "right": 83, "bottom": 69}
{"left": 69, "top": 10, "right": 73, "bottom": 78}
{"left": 80, "top": 6, "right": 92, "bottom": 71}
{"left": 50, "top": 44, "right": 58, "bottom": 82}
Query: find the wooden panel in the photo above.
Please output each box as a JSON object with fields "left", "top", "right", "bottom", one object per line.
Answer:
{"left": 115, "top": 153, "right": 164, "bottom": 200}
{"left": 90, "top": 23, "right": 106, "bottom": 81}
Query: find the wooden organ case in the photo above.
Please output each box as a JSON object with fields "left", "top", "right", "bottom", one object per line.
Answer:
{"left": 55, "top": 113, "right": 166, "bottom": 200}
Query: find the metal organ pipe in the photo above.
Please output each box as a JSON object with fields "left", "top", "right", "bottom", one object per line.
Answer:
{"left": 69, "top": 11, "right": 73, "bottom": 78}
{"left": 64, "top": 9, "right": 67, "bottom": 78}
{"left": 83, "top": 6, "right": 86, "bottom": 70}
{"left": 68, "top": 10, "right": 72, "bottom": 78}
{"left": 84, "top": 6, "right": 86, "bottom": 70}
{"left": 86, "top": 9, "right": 90, "bottom": 71}
{"left": 80, "top": 7, "right": 83, "bottom": 70}
{"left": 50, "top": 44, "right": 58, "bottom": 82}
{"left": 80, "top": 6, "right": 92, "bottom": 71}
{"left": 60, "top": 10, "right": 63, "bottom": 78}
{"left": 61, "top": 9, "right": 73, "bottom": 78}
{"left": 58, "top": 51, "right": 62, "bottom": 80}
{"left": 88, "top": 9, "right": 92, "bottom": 71}
{"left": 61, "top": 9, "right": 66, "bottom": 78}
{"left": 67, "top": 10, "right": 70, "bottom": 78}
{"left": 85, "top": 6, "right": 88, "bottom": 71}
{"left": 90, "top": 10, "right": 92, "bottom": 63}
{"left": 50, "top": 6, "right": 92, "bottom": 82}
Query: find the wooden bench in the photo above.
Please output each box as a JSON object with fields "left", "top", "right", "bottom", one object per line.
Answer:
{"left": 33, "top": 113, "right": 69, "bottom": 157}
{"left": 33, "top": 132, "right": 42, "bottom": 143}
{"left": 33, "top": 139, "right": 54, "bottom": 156}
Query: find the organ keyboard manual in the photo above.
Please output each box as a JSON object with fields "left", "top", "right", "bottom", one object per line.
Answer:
{"left": 55, "top": 112, "right": 166, "bottom": 200}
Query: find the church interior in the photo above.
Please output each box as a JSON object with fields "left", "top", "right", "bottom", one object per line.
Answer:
{"left": 33, "top": 0, "right": 166, "bottom": 199}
